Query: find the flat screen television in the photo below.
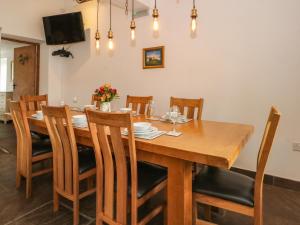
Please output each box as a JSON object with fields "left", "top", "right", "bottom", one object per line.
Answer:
{"left": 43, "top": 12, "right": 85, "bottom": 45}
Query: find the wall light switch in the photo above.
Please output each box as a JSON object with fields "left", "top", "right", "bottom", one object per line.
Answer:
{"left": 292, "top": 142, "right": 300, "bottom": 152}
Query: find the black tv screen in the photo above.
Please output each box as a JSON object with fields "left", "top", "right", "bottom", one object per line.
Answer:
{"left": 43, "top": 12, "right": 85, "bottom": 45}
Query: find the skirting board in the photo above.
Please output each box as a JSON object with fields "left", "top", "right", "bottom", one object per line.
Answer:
{"left": 231, "top": 167, "right": 300, "bottom": 192}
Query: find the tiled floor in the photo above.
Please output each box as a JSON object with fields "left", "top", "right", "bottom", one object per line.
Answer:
{"left": 0, "top": 123, "right": 299, "bottom": 225}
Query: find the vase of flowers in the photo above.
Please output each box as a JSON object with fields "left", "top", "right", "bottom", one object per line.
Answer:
{"left": 94, "top": 83, "right": 118, "bottom": 112}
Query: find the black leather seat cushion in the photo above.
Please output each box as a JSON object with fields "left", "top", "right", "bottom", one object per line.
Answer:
{"left": 78, "top": 147, "right": 96, "bottom": 174}
{"left": 193, "top": 166, "right": 255, "bottom": 207}
{"left": 32, "top": 139, "right": 52, "bottom": 157}
{"left": 31, "top": 131, "right": 50, "bottom": 140}
{"left": 128, "top": 162, "right": 167, "bottom": 199}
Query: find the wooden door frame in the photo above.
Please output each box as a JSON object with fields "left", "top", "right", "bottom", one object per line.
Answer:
{"left": 1, "top": 37, "right": 40, "bottom": 96}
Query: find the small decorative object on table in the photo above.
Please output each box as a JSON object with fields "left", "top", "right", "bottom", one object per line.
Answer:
{"left": 94, "top": 83, "right": 119, "bottom": 112}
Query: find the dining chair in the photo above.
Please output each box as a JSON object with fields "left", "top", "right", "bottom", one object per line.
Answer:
{"left": 20, "top": 94, "right": 48, "bottom": 116}
{"left": 91, "top": 94, "right": 102, "bottom": 108}
{"left": 126, "top": 95, "right": 153, "bottom": 116}
{"left": 170, "top": 97, "right": 204, "bottom": 175}
{"left": 10, "top": 101, "right": 53, "bottom": 198}
{"left": 42, "top": 106, "right": 96, "bottom": 225}
{"left": 192, "top": 107, "right": 280, "bottom": 225}
{"left": 20, "top": 95, "right": 49, "bottom": 139}
{"left": 86, "top": 110, "right": 167, "bottom": 225}
{"left": 170, "top": 97, "right": 204, "bottom": 120}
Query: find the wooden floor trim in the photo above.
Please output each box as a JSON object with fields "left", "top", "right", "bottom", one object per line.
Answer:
{"left": 231, "top": 167, "right": 300, "bottom": 192}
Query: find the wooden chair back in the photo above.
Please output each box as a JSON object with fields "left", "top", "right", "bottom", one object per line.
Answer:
{"left": 170, "top": 97, "right": 204, "bottom": 120}
{"left": 126, "top": 95, "right": 153, "bottom": 116}
{"left": 42, "top": 106, "right": 79, "bottom": 196}
{"left": 86, "top": 111, "right": 137, "bottom": 225}
{"left": 10, "top": 101, "right": 32, "bottom": 175}
{"left": 255, "top": 107, "right": 280, "bottom": 193}
{"left": 21, "top": 94, "right": 48, "bottom": 116}
{"left": 91, "top": 94, "right": 102, "bottom": 108}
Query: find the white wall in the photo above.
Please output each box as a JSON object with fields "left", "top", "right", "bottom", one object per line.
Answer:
{"left": 59, "top": 0, "right": 300, "bottom": 181}
{"left": 0, "top": 0, "right": 65, "bottom": 101}
{"left": 0, "top": 0, "right": 64, "bottom": 40}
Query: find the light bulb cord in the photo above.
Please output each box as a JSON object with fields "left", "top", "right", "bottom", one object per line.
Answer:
{"left": 109, "top": 0, "right": 112, "bottom": 30}
{"left": 96, "top": 0, "right": 100, "bottom": 31}
{"left": 193, "top": 0, "right": 195, "bottom": 8}
{"left": 154, "top": 0, "right": 157, "bottom": 9}
{"left": 132, "top": 0, "right": 134, "bottom": 20}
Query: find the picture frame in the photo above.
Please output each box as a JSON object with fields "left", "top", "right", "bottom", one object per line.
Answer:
{"left": 143, "top": 46, "right": 165, "bottom": 69}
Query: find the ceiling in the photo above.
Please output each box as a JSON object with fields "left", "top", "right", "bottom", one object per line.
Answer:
{"left": 110, "top": 0, "right": 149, "bottom": 12}
{"left": 72, "top": 0, "right": 149, "bottom": 14}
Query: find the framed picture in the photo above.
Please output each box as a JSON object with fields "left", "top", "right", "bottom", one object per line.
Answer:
{"left": 143, "top": 46, "right": 165, "bottom": 69}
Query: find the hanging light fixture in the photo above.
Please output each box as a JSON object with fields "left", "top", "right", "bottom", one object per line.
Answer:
{"left": 95, "top": 0, "right": 101, "bottom": 50}
{"left": 130, "top": 0, "right": 136, "bottom": 40}
{"left": 191, "top": 0, "right": 198, "bottom": 32}
{"left": 107, "top": 0, "right": 114, "bottom": 50}
{"left": 152, "top": 0, "right": 159, "bottom": 31}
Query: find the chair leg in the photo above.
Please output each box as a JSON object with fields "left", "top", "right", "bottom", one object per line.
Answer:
{"left": 16, "top": 172, "right": 21, "bottom": 188}
{"left": 254, "top": 199, "right": 263, "bottom": 225}
{"left": 73, "top": 199, "right": 80, "bottom": 225}
{"left": 96, "top": 213, "right": 103, "bottom": 225}
{"left": 25, "top": 177, "right": 32, "bottom": 198}
{"left": 53, "top": 190, "right": 59, "bottom": 212}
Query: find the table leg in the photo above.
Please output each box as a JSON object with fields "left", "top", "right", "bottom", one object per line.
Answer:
{"left": 167, "top": 158, "right": 193, "bottom": 225}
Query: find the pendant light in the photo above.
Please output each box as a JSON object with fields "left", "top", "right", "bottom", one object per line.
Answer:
{"left": 107, "top": 0, "right": 114, "bottom": 50}
{"left": 130, "top": 0, "right": 136, "bottom": 40}
{"left": 191, "top": 0, "right": 198, "bottom": 32}
{"left": 152, "top": 0, "right": 159, "bottom": 31}
{"left": 95, "top": 0, "right": 101, "bottom": 50}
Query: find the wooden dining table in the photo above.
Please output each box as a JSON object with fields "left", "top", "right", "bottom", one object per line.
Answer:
{"left": 28, "top": 114, "right": 254, "bottom": 225}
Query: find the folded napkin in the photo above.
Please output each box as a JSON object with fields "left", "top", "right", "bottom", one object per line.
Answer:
{"left": 121, "top": 129, "right": 166, "bottom": 140}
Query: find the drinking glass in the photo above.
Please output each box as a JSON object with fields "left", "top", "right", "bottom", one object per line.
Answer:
{"left": 169, "top": 106, "right": 179, "bottom": 134}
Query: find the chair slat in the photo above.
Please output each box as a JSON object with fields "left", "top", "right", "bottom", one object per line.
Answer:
{"left": 187, "top": 106, "right": 195, "bottom": 119}
{"left": 96, "top": 124, "right": 115, "bottom": 218}
{"left": 56, "top": 118, "right": 73, "bottom": 194}
{"left": 110, "top": 126, "right": 128, "bottom": 224}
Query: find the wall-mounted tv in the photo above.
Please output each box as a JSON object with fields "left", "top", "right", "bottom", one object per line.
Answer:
{"left": 43, "top": 12, "right": 85, "bottom": 45}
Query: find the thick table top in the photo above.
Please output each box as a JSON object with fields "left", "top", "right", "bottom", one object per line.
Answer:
{"left": 28, "top": 115, "right": 254, "bottom": 169}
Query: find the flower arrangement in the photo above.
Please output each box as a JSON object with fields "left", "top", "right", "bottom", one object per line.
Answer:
{"left": 94, "top": 83, "right": 118, "bottom": 102}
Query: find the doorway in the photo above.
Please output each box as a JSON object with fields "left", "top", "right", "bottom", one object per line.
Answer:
{"left": 0, "top": 37, "right": 40, "bottom": 123}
